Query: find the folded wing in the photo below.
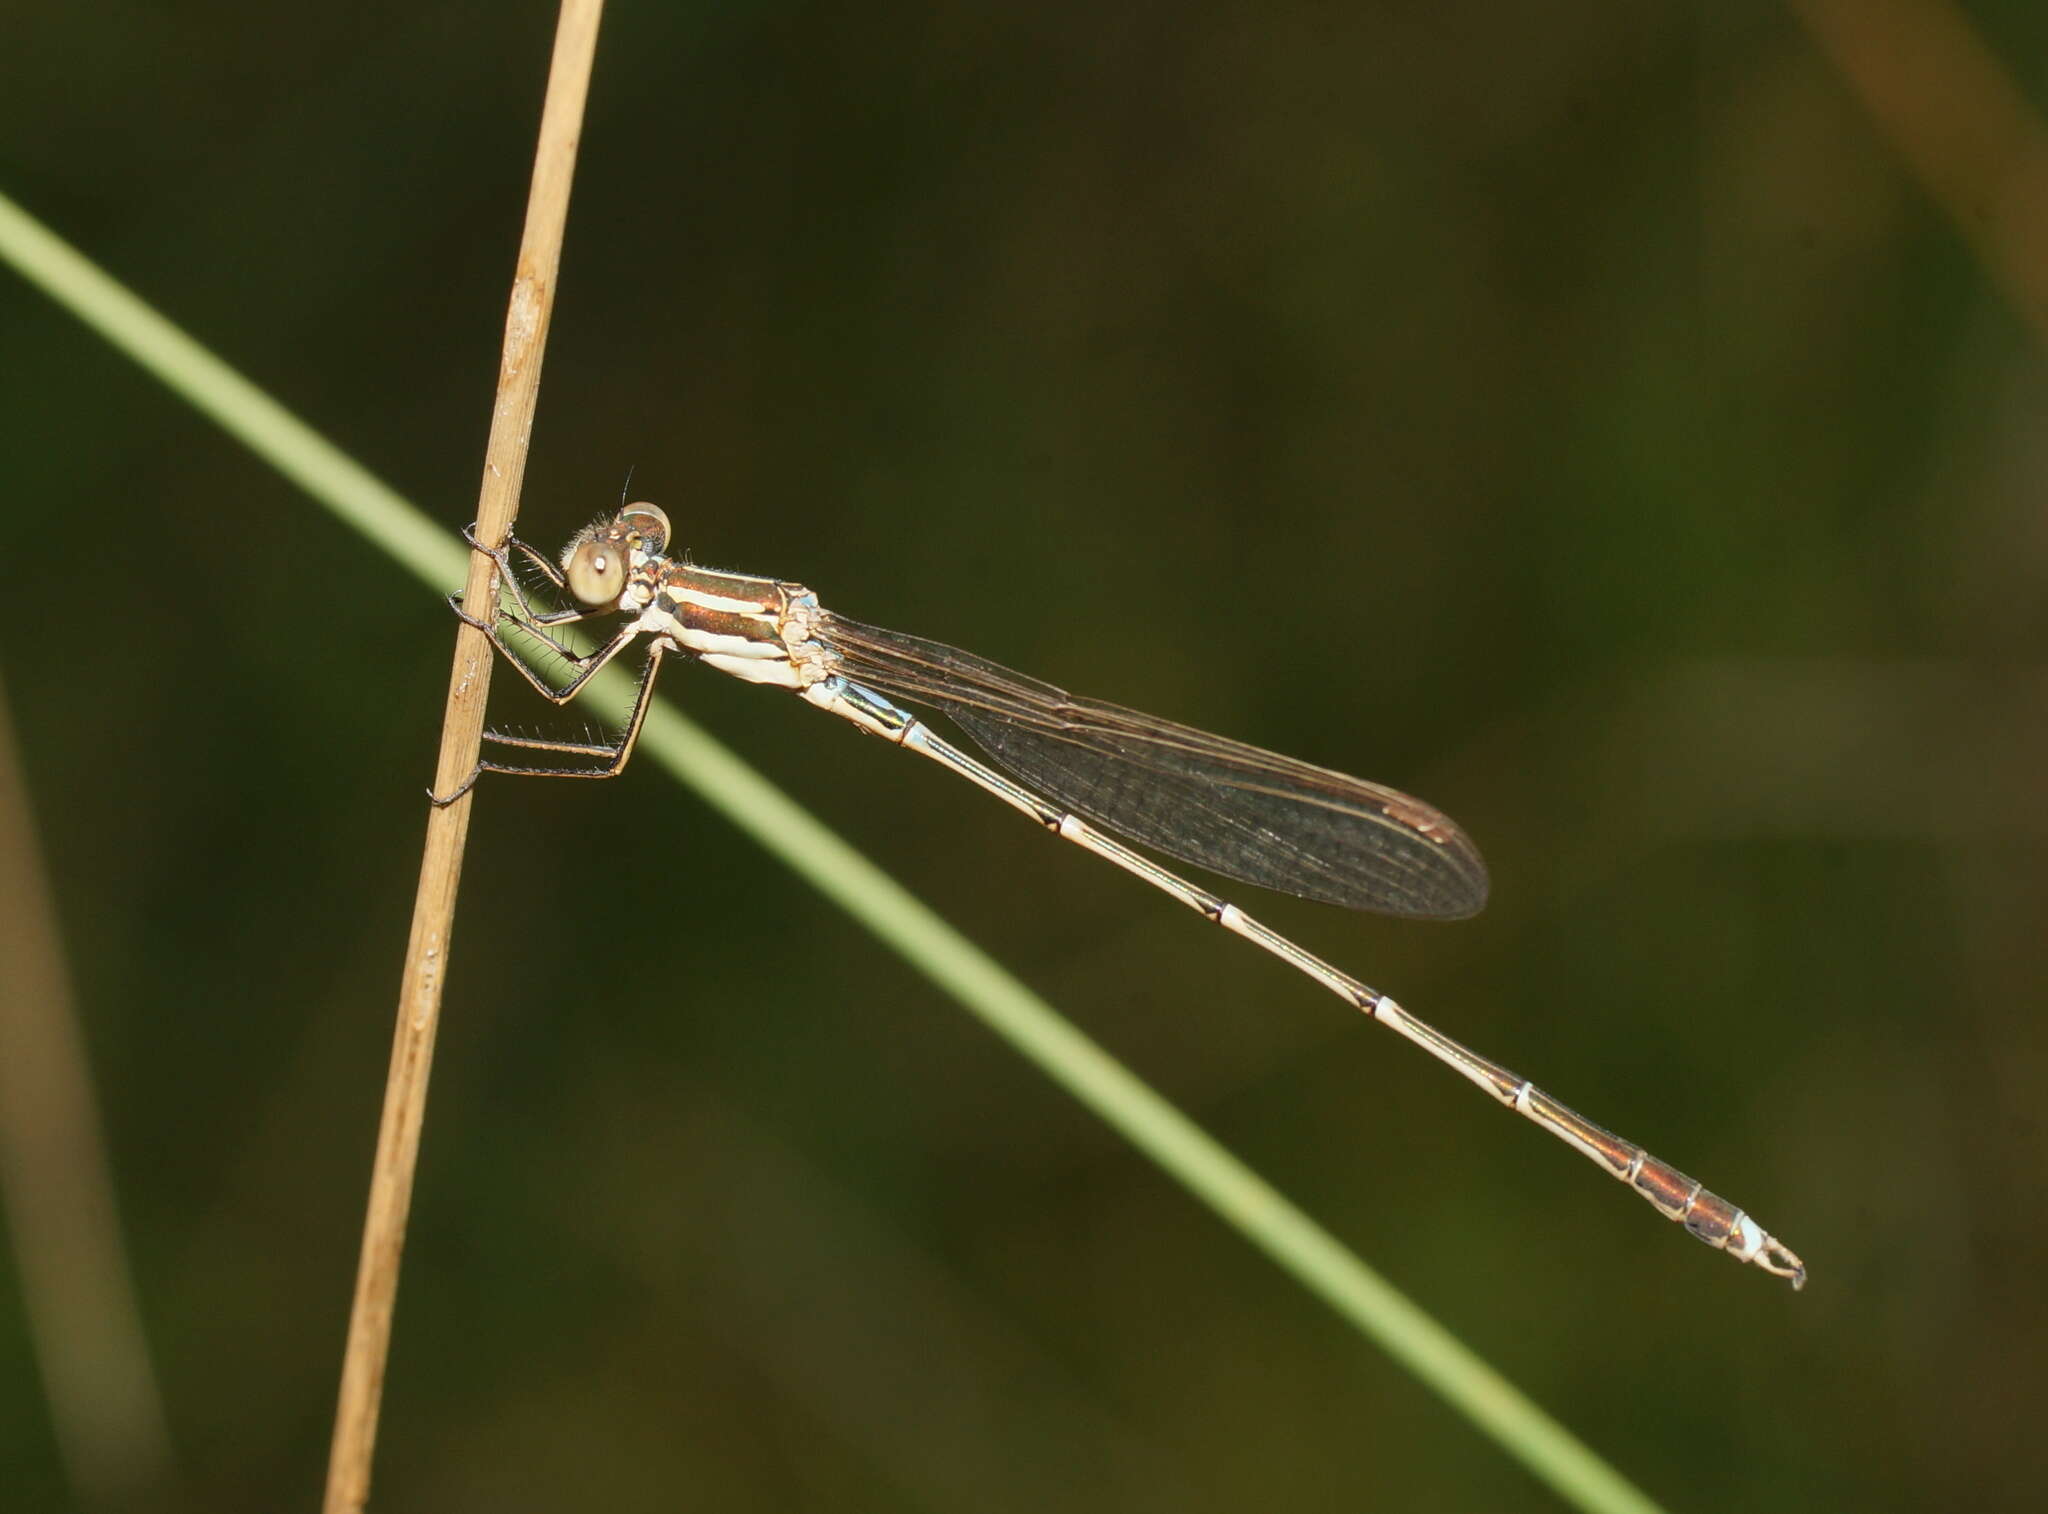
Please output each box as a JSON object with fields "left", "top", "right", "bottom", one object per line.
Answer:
{"left": 818, "top": 612, "right": 1489, "bottom": 920}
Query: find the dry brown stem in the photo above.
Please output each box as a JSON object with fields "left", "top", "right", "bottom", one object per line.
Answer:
{"left": 321, "top": 4, "right": 607, "bottom": 1509}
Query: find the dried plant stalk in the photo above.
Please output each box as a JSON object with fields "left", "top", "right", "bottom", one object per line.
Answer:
{"left": 321, "top": 4, "right": 607, "bottom": 1509}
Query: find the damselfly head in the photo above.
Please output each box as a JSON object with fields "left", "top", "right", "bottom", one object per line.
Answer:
{"left": 560, "top": 503, "right": 672, "bottom": 606}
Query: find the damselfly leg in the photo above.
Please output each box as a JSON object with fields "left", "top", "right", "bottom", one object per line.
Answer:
{"left": 460, "top": 522, "right": 608, "bottom": 629}
{"left": 447, "top": 593, "right": 646, "bottom": 706}
{"left": 434, "top": 523, "right": 675, "bottom": 800}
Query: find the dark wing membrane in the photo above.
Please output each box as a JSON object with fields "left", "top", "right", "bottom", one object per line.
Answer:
{"left": 817, "top": 612, "right": 1489, "bottom": 920}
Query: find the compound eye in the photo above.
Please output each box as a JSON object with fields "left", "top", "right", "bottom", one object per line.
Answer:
{"left": 621, "top": 502, "right": 671, "bottom": 555}
{"left": 564, "top": 538, "right": 628, "bottom": 605}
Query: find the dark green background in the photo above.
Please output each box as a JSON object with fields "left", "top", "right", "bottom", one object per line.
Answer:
{"left": 4, "top": 3, "right": 2044, "bottom": 1510}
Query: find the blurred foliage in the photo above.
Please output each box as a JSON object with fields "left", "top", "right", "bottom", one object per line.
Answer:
{"left": 3, "top": 2, "right": 2046, "bottom": 1511}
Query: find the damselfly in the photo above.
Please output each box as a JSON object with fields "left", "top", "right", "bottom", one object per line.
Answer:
{"left": 440, "top": 504, "right": 1805, "bottom": 1288}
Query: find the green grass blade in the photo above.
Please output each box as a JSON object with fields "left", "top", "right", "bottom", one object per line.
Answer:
{"left": 0, "top": 186, "right": 1666, "bottom": 1514}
